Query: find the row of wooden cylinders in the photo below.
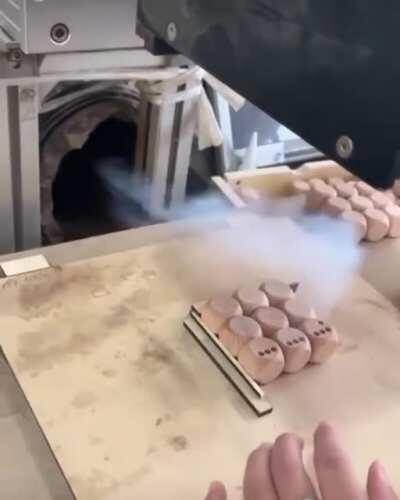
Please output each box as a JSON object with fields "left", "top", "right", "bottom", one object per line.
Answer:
{"left": 201, "top": 280, "right": 339, "bottom": 386}
{"left": 293, "top": 177, "right": 400, "bottom": 242}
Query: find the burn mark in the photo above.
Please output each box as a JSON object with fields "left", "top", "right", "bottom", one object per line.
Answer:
{"left": 168, "top": 435, "right": 188, "bottom": 452}
{"left": 103, "top": 304, "right": 131, "bottom": 329}
{"left": 16, "top": 325, "right": 115, "bottom": 374}
{"left": 133, "top": 336, "right": 175, "bottom": 376}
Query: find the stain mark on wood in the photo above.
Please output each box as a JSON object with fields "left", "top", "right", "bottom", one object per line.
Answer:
{"left": 168, "top": 435, "right": 188, "bottom": 452}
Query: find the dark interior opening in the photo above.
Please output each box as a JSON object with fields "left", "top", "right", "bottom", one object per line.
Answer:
{"left": 51, "top": 117, "right": 152, "bottom": 241}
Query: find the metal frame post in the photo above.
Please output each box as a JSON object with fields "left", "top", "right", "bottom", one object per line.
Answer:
{"left": 0, "top": 84, "right": 16, "bottom": 253}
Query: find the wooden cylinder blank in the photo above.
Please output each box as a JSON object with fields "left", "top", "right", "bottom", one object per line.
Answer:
{"left": 364, "top": 208, "right": 390, "bottom": 242}
{"left": 307, "top": 182, "right": 337, "bottom": 211}
{"left": 238, "top": 337, "right": 284, "bottom": 385}
{"left": 292, "top": 180, "right": 311, "bottom": 195}
{"left": 371, "top": 191, "right": 392, "bottom": 210}
{"left": 308, "top": 178, "right": 326, "bottom": 189}
{"left": 356, "top": 181, "right": 375, "bottom": 197}
{"left": 384, "top": 204, "right": 400, "bottom": 238}
{"left": 341, "top": 210, "right": 368, "bottom": 242}
{"left": 327, "top": 177, "right": 345, "bottom": 188}
{"left": 219, "top": 316, "right": 262, "bottom": 357}
{"left": 386, "top": 190, "right": 397, "bottom": 203}
{"left": 252, "top": 307, "right": 289, "bottom": 339}
{"left": 322, "top": 197, "right": 351, "bottom": 217}
{"left": 201, "top": 297, "right": 242, "bottom": 333}
{"left": 283, "top": 298, "right": 316, "bottom": 327}
{"left": 275, "top": 327, "right": 312, "bottom": 374}
{"left": 237, "top": 185, "right": 262, "bottom": 203}
{"left": 260, "top": 279, "right": 295, "bottom": 308}
{"left": 234, "top": 287, "right": 269, "bottom": 316}
{"left": 335, "top": 182, "right": 357, "bottom": 199}
{"left": 393, "top": 180, "right": 400, "bottom": 197}
{"left": 301, "top": 319, "right": 339, "bottom": 364}
{"left": 350, "top": 195, "right": 374, "bottom": 212}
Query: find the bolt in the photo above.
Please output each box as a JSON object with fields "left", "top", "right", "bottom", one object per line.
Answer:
{"left": 167, "top": 22, "right": 177, "bottom": 42}
{"left": 20, "top": 88, "right": 36, "bottom": 100}
{"left": 336, "top": 135, "right": 354, "bottom": 159}
{"left": 7, "top": 48, "right": 24, "bottom": 69}
{"left": 50, "top": 23, "right": 70, "bottom": 45}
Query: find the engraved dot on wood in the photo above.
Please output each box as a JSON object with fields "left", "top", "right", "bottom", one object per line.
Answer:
{"left": 238, "top": 337, "right": 284, "bottom": 385}
{"left": 261, "top": 279, "right": 295, "bottom": 308}
{"left": 234, "top": 287, "right": 269, "bottom": 316}
{"left": 275, "top": 327, "right": 312, "bottom": 374}
{"left": 219, "top": 316, "right": 262, "bottom": 357}
{"left": 301, "top": 319, "right": 339, "bottom": 364}
{"left": 252, "top": 306, "right": 289, "bottom": 338}
{"left": 283, "top": 298, "right": 316, "bottom": 327}
{"left": 201, "top": 297, "right": 242, "bottom": 333}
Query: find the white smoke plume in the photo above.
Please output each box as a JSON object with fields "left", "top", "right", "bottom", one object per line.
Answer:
{"left": 98, "top": 160, "right": 364, "bottom": 317}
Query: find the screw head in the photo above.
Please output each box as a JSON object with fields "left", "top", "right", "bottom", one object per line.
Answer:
{"left": 336, "top": 135, "right": 354, "bottom": 159}
{"left": 50, "top": 23, "right": 70, "bottom": 45}
{"left": 167, "top": 22, "right": 177, "bottom": 42}
{"left": 7, "top": 48, "right": 24, "bottom": 68}
{"left": 20, "top": 88, "right": 35, "bottom": 100}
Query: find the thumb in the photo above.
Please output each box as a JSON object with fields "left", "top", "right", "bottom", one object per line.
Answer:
{"left": 205, "top": 481, "right": 228, "bottom": 500}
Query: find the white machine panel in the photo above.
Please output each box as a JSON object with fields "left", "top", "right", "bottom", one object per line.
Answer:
{"left": 0, "top": 0, "right": 143, "bottom": 54}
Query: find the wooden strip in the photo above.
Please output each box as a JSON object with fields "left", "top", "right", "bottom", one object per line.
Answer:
{"left": 183, "top": 318, "right": 273, "bottom": 417}
{"left": 191, "top": 303, "right": 264, "bottom": 399}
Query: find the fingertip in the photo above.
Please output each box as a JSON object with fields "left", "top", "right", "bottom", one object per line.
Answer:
{"left": 206, "top": 481, "right": 227, "bottom": 500}
{"left": 369, "top": 460, "right": 387, "bottom": 480}
{"left": 367, "top": 459, "right": 396, "bottom": 499}
{"left": 210, "top": 481, "right": 226, "bottom": 491}
{"left": 271, "top": 432, "right": 316, "bottom": 499}
{"left": 274, "top": 433, "right": 304, "bottom": 453}
{"left": 316, "top": 421, "right": 335, "bottom": 437}
{"left": 244, "top": 442, "right": 277, "bottom": 500}
{"left": 314, "top": 422, "right": 339, "bottom": 448}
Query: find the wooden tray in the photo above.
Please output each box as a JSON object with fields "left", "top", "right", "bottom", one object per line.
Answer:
{"left": 213, "top": 160, "right": 352, "bottom": 208}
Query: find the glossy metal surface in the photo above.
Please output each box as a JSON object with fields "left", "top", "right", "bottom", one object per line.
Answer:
{"left": 139, "top": 0, "right": 400, "bottom": 187}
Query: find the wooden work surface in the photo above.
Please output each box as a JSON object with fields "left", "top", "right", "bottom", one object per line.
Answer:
{"left": 1, "top": 220, "right": 400, "bottom": 499}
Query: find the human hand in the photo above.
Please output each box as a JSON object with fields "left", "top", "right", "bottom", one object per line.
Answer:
{"left": 205, "top": 423, "right": 397, "bottom": 499}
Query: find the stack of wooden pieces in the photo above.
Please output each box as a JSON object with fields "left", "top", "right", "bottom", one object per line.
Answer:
{"left": 200, "top": 279, "right": 339, "bottom": 386}
{"left": 293, "top": 177, "right": 400, "bottom": 243}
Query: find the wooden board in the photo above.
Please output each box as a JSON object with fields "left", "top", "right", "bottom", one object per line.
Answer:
{"left": 1, "top": 223, "right": 400, "bottom": 499}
